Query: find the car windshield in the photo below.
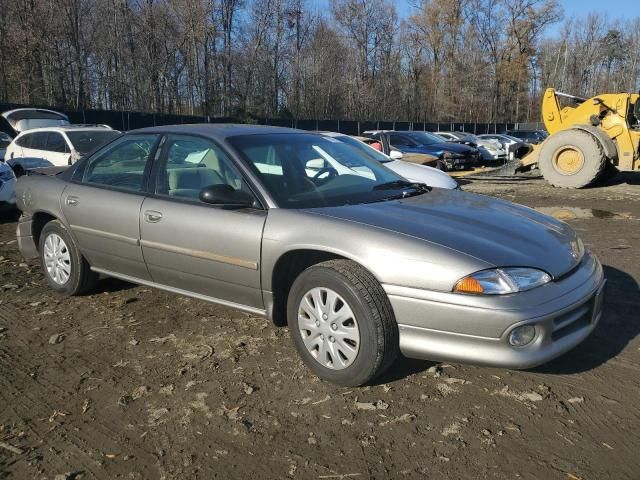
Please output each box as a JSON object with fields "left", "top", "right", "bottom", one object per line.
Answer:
{"left": 330, "top": 135, "right": 392, "bottom": 164}
{"left": 229, "top": 133, "right": 427, "bottom": 209}
{"left": 67, "top": 130, "right": 121, "bottom": 154}
{"left": 400, "top": 131, "right": 443, "bottom": 145}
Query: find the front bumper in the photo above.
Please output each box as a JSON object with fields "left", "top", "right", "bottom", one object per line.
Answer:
{"left": 384, "top": 251, "right": 605, "bottom": 369}
{"left": 444, "top": 155, "right": 477, "bottom": 170}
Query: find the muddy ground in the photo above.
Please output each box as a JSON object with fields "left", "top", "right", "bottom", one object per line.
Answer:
{"left": 0, "top": 173, "right": 639, "bottom": 480}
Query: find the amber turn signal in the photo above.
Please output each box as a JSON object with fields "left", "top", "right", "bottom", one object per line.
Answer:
{"left": 454, "top": 276, "right": 484, "bottom": 294}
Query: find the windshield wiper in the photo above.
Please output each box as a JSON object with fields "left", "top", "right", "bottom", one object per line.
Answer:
{"left": 373, "top": 180, "right": 430, "bottom": 192}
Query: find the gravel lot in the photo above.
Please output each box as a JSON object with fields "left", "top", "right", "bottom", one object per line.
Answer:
{"left": 1, "top": 173, "right": 639, "bottom": 480}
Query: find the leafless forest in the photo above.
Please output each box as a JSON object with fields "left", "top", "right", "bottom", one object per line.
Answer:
{"left": 0, "top": 0, "right": 639, "bottom": 123}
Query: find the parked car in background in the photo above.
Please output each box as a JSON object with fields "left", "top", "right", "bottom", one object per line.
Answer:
{"left": 15, "top": 124, "right": 605, "bottom": 386}
{"left": 363, "top": 130, "right": 480, "bottom": 170}
{"left": 0, "top": 131, "right": 12, "bottom": 161}
{"left": 435, "top": 131, "right": 507, "bottom": 163}
{"left": 503, "top": 130, "right": 548, "bottom": 145}
{"left": 356, "top": 132, "right": 445, "bottom": 170}
{"left": 4, "top": 126, "right": 121, "bottom": 166}
{"left": 0, "top": 160, "right": 17, "bottom": 212}
{"left": 477, "top": 134, "right": 532, "bottom": 160}
{"left": 320, "top": 132, "right": 459, "bottom": 190}
{"left": 2, "top": 108, "right": 70, "bottom": 134}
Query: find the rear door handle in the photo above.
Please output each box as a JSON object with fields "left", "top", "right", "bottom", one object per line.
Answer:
{"left": 65, "top": 196, "right": 79, "bottom": 206}
{"left": 144, "top": 210, "right": 163, "bottom": 223}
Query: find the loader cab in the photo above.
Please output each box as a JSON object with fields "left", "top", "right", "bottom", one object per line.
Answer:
{"left": 631, "top": 100, "right": 640, "bottom": 129}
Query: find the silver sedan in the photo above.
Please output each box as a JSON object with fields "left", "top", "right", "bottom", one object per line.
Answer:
{"left": 15, "top": 125, "right": 605, "bottom": 386}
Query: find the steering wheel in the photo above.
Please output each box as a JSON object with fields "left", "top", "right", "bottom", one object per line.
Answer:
{"left": 313, "top": 167, "right": 338, "bottom": 181}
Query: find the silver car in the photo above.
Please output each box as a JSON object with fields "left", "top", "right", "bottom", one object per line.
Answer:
{"left": 15, "top": 125, "right": 605, "bottom": 386}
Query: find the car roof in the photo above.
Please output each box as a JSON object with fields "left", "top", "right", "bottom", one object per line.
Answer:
{"left": 129, "top": 123, "right": 303, "bottom": 140}
{"left": 17, "top": 125, "right": 117, "bottom": 135}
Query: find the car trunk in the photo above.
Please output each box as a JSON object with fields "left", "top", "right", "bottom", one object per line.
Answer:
{"left": 1, "top": 109, "right": 70, "bottom": 134}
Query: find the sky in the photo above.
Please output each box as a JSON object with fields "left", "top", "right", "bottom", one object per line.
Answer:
{"left": 313, "top": 0, "right": 639, "bottom": 37}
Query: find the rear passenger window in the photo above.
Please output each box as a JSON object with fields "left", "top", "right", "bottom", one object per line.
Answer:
{"left": 15, "top": 134, "right": 31, "bottom": 148}
{"left": 28, "top": 132, "right": 48, "bottom": 150}
{"left": 46, "top": 132, "right": 68, "bottom": 153}
{"left": 83, "top": 135, "right": 157, "bottom": 192}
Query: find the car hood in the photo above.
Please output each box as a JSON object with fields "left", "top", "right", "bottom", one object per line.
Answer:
{"left": 385, "top": 160, "right": 458, "bottom": 190}
{"left": 305, "top": 189, "right": 582, "bottom": 278}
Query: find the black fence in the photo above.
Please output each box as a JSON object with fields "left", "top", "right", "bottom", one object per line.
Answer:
{"left": 0, "top": 102, "right": 540, "bottom": 136}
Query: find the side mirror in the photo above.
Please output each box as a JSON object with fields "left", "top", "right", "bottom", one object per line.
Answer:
{"left": 199, "top": 184, "right": 254, "bottom": 208}
{"left": 389, "top": 149, "right": 403, "bottom": 160}
{"left": 305, "top": 158, "right": 325, "bottom": 171}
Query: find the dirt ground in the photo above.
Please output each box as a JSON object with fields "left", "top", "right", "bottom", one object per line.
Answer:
{"left": 0, "top": 172, "right": 639, "bottom": 480}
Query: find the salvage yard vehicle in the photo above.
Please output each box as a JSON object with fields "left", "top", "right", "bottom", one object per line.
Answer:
{"left": 1, "top": 108, "right": 70, "bottom": 133}
{"left": 504, "top": 129, "right": 547, "bottom": 145}
{"left": 435, "top": 131, "right": 507, "bottom": 163}
{"left": 517, "top": 88, "right": 640, "bottom": 188}
{"left": 320, "top": 131, "right": 459, "bottom": 190}
{"left": 364, "top": 130, "right": 480, "bottom": 170}
{"left": 15, "top": 124, "right": 605, "bottom": 386}
{"left": 358, "top": 132, "right": 446, "bottom": 170}
{"left": 0, "top": 160, "right": 17, "bottom": 211}
{"left": 4, "top": 125, "right": 121, "bottom": 167}
{"left": 478, "top": 133, "right": 532, "bottom": 160}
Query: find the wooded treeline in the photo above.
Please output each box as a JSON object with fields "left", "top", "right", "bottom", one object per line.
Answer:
{"left": 0, "top": 0, "right": 638, "bottom": 123}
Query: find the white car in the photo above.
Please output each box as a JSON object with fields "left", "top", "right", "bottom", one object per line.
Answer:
{"left": 321, "top": 132, "right": 459, "bottom": 190}
{"left": 477, "top": 134, "right": 531, "bottom": 160}
{"left": 0, "top": 160, "right": 17, "bottom": 211}
{"left": 4, "top": 125, "right": 121, "bottom": 167}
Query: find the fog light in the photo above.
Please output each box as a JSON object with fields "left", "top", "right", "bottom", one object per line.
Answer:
{"left": 509, "top": 325, "right": 536, "bottom": 347}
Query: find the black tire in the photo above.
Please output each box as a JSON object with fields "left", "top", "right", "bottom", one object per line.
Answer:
{"left": 39, "top": 220, "right": 98, "bottom": 295}
{"left": 433, "top": 160, "right": 448, "bottom": 172}
{"left": 287, "top": 259, "right": 398, "bottom": 386}
{"left": 12, "top": 164, "right": 25, "bottom": 178}
{"left": 595, "top": 161, "right": 619, "bottom": 184}
{"left": 538, "top": 129, "right": 606, "bottom": 188}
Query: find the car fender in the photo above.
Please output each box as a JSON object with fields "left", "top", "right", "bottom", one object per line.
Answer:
{"left": 260, "top": 208, "right": 490, "bottom": 295}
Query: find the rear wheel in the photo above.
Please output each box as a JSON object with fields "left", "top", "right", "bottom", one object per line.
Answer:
{"left": 287, "top": 259, "right": 398, "bottom": 386}
{"left": 538, "top": 129, "right": 606, "bottom": 188}
{"left": 434, "top": 160, "right": 448, "bottom": 172}
{"left": 39, "top": 220, "right": 98, "bottom": 295}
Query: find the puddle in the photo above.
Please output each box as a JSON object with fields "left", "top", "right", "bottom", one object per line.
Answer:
{"left": 534, "top": 207, "right": 635, "bottom": 221}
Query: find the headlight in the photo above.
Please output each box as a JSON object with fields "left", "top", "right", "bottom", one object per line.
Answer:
{"left": 453, "top": 268, "right": 551, "bottom": 295}
{"left": 570, "top": 237, "right": 584, "bottom": 262}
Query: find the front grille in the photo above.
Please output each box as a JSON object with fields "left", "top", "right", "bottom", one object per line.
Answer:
{"left": 551, "top": 292, "right": 599, "bottom": 341}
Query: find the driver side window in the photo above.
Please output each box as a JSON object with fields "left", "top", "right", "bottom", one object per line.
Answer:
{"left": 155, "top": 135, "right": 247, "bottom": 202}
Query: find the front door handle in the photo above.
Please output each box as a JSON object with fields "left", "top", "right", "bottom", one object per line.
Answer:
{"left": 144, "top": 210, "right": 163, "bottom": 223}
{"left": 65, "top": 196, "right": 79, "bottom": 206}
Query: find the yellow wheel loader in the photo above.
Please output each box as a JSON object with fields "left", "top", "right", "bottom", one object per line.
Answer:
{"left": 518, "top": 88, "right": 640, "bottom": 188}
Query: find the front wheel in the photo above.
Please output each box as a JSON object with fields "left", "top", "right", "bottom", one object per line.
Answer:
{"left": 538, "top": 129, "right": 606, "bottom": 188}
{"left": 39, "top": 220, "right": 98, "bottom": 295}
{"left": 287, "top": 259, "right": 398, "bottom": 386}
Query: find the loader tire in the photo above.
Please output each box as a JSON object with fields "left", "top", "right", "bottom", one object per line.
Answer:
{"left": 538, "top": 129, "right": 607, "bottom": 188}
{"left": 595, "top": 161, "right": 619, "bottom": 184}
